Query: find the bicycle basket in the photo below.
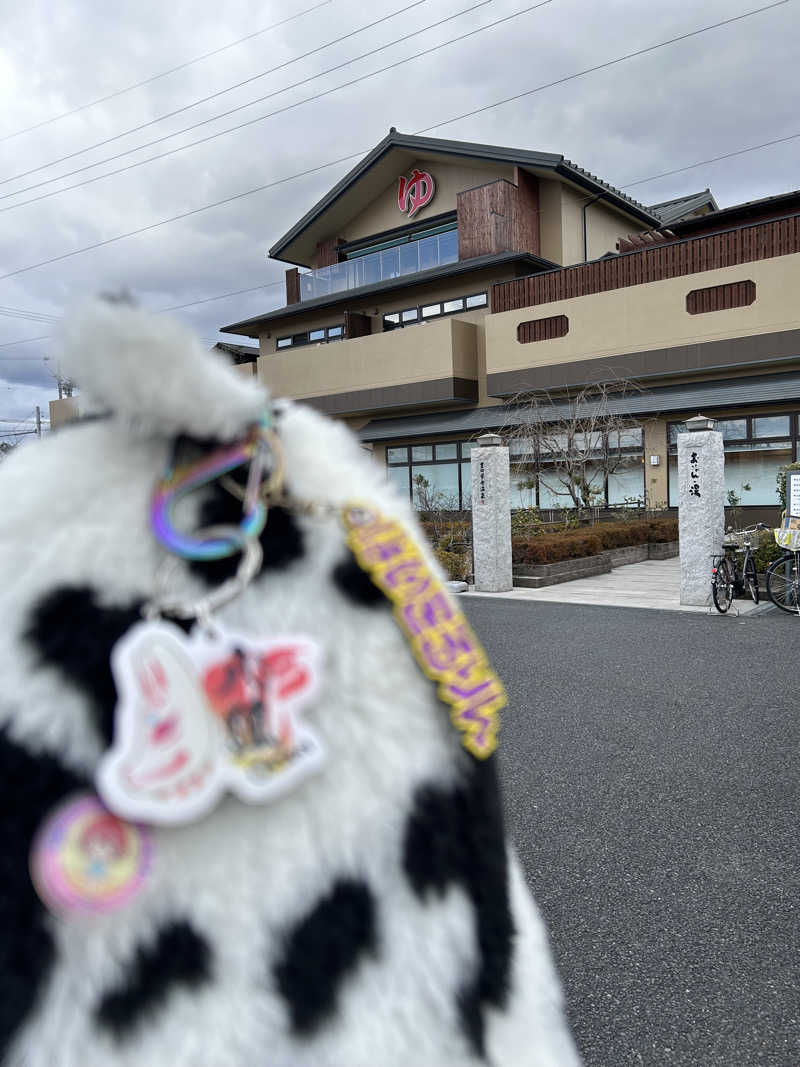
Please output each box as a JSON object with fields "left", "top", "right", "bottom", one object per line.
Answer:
{"left": 774, "top": 527, "right": 800, "bottom": 551}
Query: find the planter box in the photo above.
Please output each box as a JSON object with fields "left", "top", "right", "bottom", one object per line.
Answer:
{"left": 513, "top": 540, "right": 679, "bottom": 588}
{"left": 648, "top": 540, "right": 679, "bottom": 560}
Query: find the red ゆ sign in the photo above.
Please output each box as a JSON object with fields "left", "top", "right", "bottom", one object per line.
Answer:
{"left": 397, "top": 169, "right": 435, "bottom": 219}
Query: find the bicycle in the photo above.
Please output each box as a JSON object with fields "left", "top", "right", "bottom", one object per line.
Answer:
{"left": 711, "top": 524, "right": 766, "bottom": 613}
{"left": 765, "top": 526, "right": 800, "bottom": 615}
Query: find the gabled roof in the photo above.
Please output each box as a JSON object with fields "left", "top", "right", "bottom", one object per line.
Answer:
{"left": 269, "top": 129, "right": 660, "bottom": 266}
{"left": 648, "top": 189, "right": 719, "bottom": 225}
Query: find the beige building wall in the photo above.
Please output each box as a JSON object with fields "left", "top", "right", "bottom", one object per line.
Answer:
{"left": 344, "top": 159, "right": 513, "bottom": 243}
{"left": 258, "top": 316, "right": 478, "bottom": 400}
{"left": 485, "top": 254, "right": 800, "bottom": 377}
{"left": 537, "top": 179, "right": 563, "bottom": 263}
{"left": 49, "top": 397, "right": 80, "bottom": 428}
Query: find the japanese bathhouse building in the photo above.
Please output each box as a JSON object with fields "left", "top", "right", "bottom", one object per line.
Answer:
{"left": 222, "top": 129, "right": 800, "bottom": 520}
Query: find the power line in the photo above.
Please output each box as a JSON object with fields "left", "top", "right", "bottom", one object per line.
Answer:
{"left": 620, "top": 131, "right": 800, "bottom": 189}
{"left": 0, "top": 305, "right": 61, "bottom": 324}
{"left": 0, "top": 0, "right": 789, "bottom": 285}
{"left": 0, "top": 0, "right": 428, "bottom": 190}
{"left": 0, "top": 0, "right": 505, "bottom": 212}
{"left": 414, "top": 0, "right": 790, "bottom": 134}
{"left": 0, "top": 0, "right": 335, "bottom": 144}
{"left": 0, "top": 112, "right": 794, "bottom": 359}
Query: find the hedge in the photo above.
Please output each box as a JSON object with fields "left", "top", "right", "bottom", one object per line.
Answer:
{"left": 512, "top": 518, "right": 678, "bottom": 565}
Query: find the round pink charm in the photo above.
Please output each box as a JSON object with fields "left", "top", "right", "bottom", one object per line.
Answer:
{"left": 30, "top": 793, "right": 153, "bottom": 915}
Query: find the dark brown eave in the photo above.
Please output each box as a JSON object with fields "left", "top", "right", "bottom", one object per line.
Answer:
{"left": 221, "top": 251, "right": 555, "bottom": 336}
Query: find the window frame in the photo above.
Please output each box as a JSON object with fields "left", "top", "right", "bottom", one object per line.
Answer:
{"left": 381, "top": 291, "right": 488, "bottom": 332}
{"left": 275, "top": 324, "right": 345, "bottom": 350}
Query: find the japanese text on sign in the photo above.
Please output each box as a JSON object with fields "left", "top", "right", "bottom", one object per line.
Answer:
{"left": 689, "top": 451, "right": 701, "bottom": 498}
{"left": 342, "top": 505, "right": 505, "bottom": 758}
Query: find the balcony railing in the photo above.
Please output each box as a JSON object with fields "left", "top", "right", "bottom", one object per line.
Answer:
{"left": 299, "top": 230, "right": 458, "bottom": 301}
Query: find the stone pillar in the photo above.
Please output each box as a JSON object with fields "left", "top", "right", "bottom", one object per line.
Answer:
{"left": 471, "top": 434, "right": 512, "bottom": 592}
{"left": 678, "top": 425, "right": 725, "bottom": 605}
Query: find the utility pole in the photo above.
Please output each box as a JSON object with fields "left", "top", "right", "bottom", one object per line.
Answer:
{"left": 35, "top": 406, "right": 41, "bottom": 438}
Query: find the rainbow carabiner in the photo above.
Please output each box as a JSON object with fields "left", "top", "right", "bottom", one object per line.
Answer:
{"left": 151, "top": 418, "right": 274, "bottom": 561}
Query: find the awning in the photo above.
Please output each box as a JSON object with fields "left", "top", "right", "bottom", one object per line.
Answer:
{"left": 358, "top": 369, "right": 800, "bottom": 442}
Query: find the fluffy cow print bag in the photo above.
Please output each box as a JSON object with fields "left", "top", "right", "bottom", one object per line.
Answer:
{"left": 0, "top": 299, "right": 580, "bottom": 1066}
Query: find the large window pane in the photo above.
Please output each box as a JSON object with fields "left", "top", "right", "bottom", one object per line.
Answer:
{"left": 716, "top": 418, "right": 747, "bottom": 440}
{"left": 387, "top": 447, "right": 408, "bottom": 464}
{"left": 387, "top": 465, "right": 410, "bottom": 497}
{"left": 724, "top": 442, "right": 792, "bottom": 505}
{"left": 608, "top": 459, "right": 645, "bottom": 505}
{"left": 411, "top": 445, "right": 433, "bottom": 461}
{"left": 412, "top": 463, "right": 459, "bottom": 509}
{"left": 753, "top": 415, "right": 790, "bottom": 438}
{"left": 460, "top": 461, "right": 471, "bottom": 509}
{"left": 435, "top": 443, "right": 457, "bottom": 460}
{"left": 511, "top": 468, "right": 538, "bottom": 509}
{"left": 438, "top": 229, "right": 458, "bottom": 263}
{"left": 398, "top": 242, "right": 419, "bottom": 275}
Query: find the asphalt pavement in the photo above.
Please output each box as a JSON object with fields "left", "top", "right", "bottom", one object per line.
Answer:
{"left": 463, "top": 597, "right": 798, "bottom": 1067}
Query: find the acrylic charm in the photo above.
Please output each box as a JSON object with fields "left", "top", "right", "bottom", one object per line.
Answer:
{"left": 97, "top": 620, "right": 324, "bottom": 826}
{"left": 30, "top": 793, "right": 153, "bottom": 915}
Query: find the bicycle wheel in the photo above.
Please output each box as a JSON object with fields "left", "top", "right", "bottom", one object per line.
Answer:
{"left": 712, "top": 557, "right": 734, "bottom": 613}
{"left": 743, "top": 555, "right": 759, "bottom": 604}
{"left": 766, "top": 553, "right": 800, "bottom": 614}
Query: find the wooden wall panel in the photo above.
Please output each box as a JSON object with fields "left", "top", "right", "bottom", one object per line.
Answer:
{"left": 492, "top": 214, "right": 800, "bottom": 313}
{"left": 285, "top": 267, "right": 300, "bottom": 305}
{"left": 686, "top": 280, "right": 756, "bottom": 315}
{"left": 517, "top": 314, "right": 569, "bottom": 343}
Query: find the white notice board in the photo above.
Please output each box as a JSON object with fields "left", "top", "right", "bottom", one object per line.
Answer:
{"left": 788, "top": 471, "right": 800, "bottom": 519}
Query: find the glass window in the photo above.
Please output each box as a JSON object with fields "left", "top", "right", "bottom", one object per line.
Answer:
{"left": 608, "top": 459, "right": 644, "bottom": 505}
{"left": 435, "top": 443, "right": 457, "bottom": 460}
{"left": 608, "top": 428, "right": 643, "bottom": 450}
{"left": 401, "top": 308, "right": 418, "bottom": 323}
{"left": 380, "top": 247, "right": 400, "bottom": 281}
{"left": 461, "top": 441, "right": 476, "bottom": 457}
{"left": 466, "top": 293, "right": 488, "bottom": 308}
{"left": 421, "top": 304, "right": 440, "bottom": 318}
{"left": 309, "top": 329, "right": 325, "bottom": 342}
{"left": 460, "top": 461, "right": 472, "bottom": 509}
{"left": 412, "top": 463, "right": 460, "bottom": 509}
{"left": 411, "top": 445, "right": 433, "bottom": 461}
{"left": 387, "top": 447, "right": 408, "bottom": 464}
{"left": 398, "top": 242, "right": 419, "bottom": 275}
{"left": 511, "top": 468, "right": 538, "bottom": 509}
{"left": 276, "top": 337, "right": 292, "bottom": 349}
{"left": 328, "top": 325, "right": 343, "bottom": 338}
{"left": 438, "top": 229, "right": 459, "bottom": 263}
{"left": 443, "top": 299, "right": 464, "bottom": 314}
{"left": 387, "top": 465, "right": 410, "bottom": 496}
{"left": 384, "top": 312, "right": 400, "bottom": 325}
{"left": 753, "top": 415, "right": 790, "bottom": 438}
{"left": 723, "top": 441, "right": 792, "bottom": 504}
{"left": 716, "top": 418, "right": 747, "bottom": 440}
{"left": 417, "top": 234, "right": 439, "bottom": 272}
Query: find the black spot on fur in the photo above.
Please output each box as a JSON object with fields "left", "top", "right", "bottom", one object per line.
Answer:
{"left": 403, "top": 756, "right": 514, "bottom": 1058}
{"left": 96, "top": 920, "right": 212, "bottom": 1040}
{"left": 0, "top": 729, "right": 86, "bottom": 1061}
{"left": 25, "top": 586, "right": 143, "bottom": 748}
{"left": 273, "top": 879, "right": 377, "bottom": 1035}
{"left": 189, "top": 483, "right": 305, "bottom": 586}
{"left": 332, "top": 551, "right": 389, "bottom": 608}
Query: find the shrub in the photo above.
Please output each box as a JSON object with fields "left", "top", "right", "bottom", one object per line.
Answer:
{"left": 752, "top": 539, "right": 784, "bottom": 573}
{"left": 512, "top": 517, "right": 678, "bottom": 566}
{"left": 435, "top": 547, "right": 471, "bottom": 581}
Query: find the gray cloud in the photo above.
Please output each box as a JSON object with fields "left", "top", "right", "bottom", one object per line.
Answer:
{"left": 0, "top": 0, "right": 796, "bottom": 422}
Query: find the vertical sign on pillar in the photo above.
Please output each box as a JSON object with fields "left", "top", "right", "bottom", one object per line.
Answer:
{"left": 787, "top": 470, "right": 800, "bottom": 521}
{"left": 471, "top": 434, "right": 513, "bottom": 592}
{"left": 678, "top": 416, "right": 725, "bottom": 606}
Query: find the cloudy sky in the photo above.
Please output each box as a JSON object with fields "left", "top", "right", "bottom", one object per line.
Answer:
{"left": 0, "top": 0, "right": 796, "bottom": 437}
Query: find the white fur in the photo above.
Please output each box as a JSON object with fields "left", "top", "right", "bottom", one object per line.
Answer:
{"left": 0, "top": 305, "right": 580, "bottom": 1067}
{"left": 59, "top": 299, "right": 267, "bottom": 439}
